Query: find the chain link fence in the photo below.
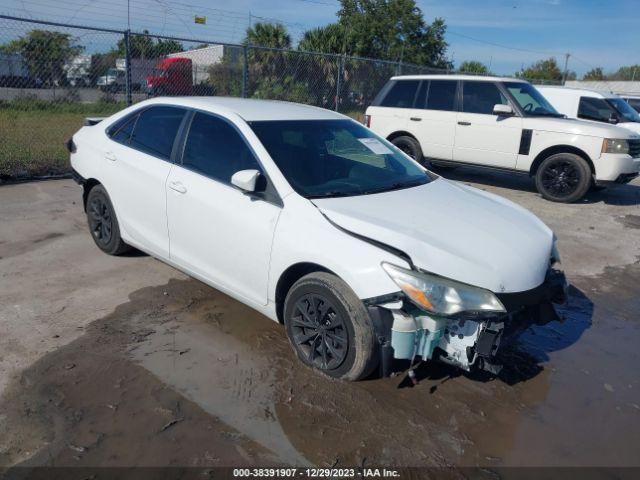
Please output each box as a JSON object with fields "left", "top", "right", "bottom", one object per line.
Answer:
{"left": 0, "top": 14, "right": 562, "bottom": 178}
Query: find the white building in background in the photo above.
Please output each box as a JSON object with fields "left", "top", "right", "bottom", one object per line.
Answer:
{"left": 64, "top": 54, "right": 92, "bottom": 86}
{"left": 565, "top": 80, "right": 640, "bottom": 97}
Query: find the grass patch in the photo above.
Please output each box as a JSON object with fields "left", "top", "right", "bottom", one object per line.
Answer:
{"left": 0, "top": 102, "right": 124, "bottom": 177}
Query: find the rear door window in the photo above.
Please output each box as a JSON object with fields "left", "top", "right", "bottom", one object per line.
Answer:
{"left": 424, "top": 80, "right": 457, "bottom": 111}
{"left": 181, "top": 112, "right": 260, "bottom": 184}
{"left": 379, "top": 80, "right": 420, "bottom": 108}
{"left": 129, "top": 106, "right": 186, "bottom": 160}
{"left": 462, "top": 81, "right": 508, "bottom": 114}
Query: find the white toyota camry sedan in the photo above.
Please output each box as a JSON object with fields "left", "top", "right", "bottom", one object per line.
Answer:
{"left": 68, "top": 97, "right": 567, "bottom": 381}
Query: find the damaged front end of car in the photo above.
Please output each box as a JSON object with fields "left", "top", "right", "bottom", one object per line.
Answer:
{"left": 366, "top": 260, "right": 568, "bottom": 377}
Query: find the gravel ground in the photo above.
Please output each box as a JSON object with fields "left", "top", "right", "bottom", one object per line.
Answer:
{"left": 0, "top": 173, "right": 639, "bottom": 471}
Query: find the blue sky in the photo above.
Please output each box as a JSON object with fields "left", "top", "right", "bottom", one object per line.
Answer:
{"left": 1, "top": 0, "right": 638, "bottom": 76}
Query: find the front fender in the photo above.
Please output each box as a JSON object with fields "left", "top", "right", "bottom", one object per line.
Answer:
{"left": 268, "top": 196, "right": 407, "bottom": 302}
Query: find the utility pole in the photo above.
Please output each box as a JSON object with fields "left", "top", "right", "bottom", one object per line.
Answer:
{"left": 562, "top": 53, "right": 571, "bottom": 84}
{"left": 127, "top": 0, "right": 130, "bottom": 30}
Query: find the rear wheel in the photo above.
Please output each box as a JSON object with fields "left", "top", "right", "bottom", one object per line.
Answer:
{"left": 284, "top": 272, "right": 378, "bottom": 381}
{"left": 391, "top": 135, "right": 423, "bottom": 164}
{"left": 86, "top": 184, "right": 131, "bottom": 255}
{"left": 535, "top": 153, "right": 592, "bottom": 203}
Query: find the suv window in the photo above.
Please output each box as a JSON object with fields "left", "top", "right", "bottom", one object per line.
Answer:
{"left": 380, "top": 80, "right": 420, "bottom": 108}
{"left": 424, "top": 80, "right": 457, "bottom": 111}
{"left": 462, "top": 81, "right": 508, "bottom": 114}
{"left": 578, "top": 97, "right": 617, "bottom": 122}
{"left": 182, "top": 112, "right": 260, "bottom": 183}
{"left": 128, "top": 106, "right": 185, "bottom": 159}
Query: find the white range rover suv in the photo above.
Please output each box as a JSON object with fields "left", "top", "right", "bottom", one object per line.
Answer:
{"left": 365, "top": 75, "right": 640, "bottom": 202}
{"left": 69, "top": 97, "right": 566, "bottom": 381}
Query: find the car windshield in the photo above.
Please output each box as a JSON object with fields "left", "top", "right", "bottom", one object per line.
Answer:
{"left": 504, "top": 82, "right": 563, "bottom": 117}
{"left": 249, "top": 119, "right": 432, "bottom": 199}
{"left": 607, "top": 97, "right": 640, "bottom": 122}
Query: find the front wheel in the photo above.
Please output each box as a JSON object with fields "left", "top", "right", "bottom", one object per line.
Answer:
{"left": 535, "top": 153, "right": 592, "bottom": 203}
{"left": 284, "top": 272, "right": 378, "bottom": 381}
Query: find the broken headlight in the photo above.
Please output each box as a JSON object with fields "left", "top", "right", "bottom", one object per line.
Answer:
{"left": 381, "top": 262, "right": 506, "bottom": 317}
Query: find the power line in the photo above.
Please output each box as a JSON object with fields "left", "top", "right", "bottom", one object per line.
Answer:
{"left": 447, "top": 29, "right": 563, "bottom": 57}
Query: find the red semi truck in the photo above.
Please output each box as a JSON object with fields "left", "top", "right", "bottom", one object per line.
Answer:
{"left": 146, "top": 57, "right": 194, "bottom": 96}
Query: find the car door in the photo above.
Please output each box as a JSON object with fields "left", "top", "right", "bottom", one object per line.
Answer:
{"left": 166, "top": 111, "right": 281, "bottom": 306}
{"left": 454, "top": 81, "right": 522, "bottom": 168}
{"left": 407, "top": 79, "right": 458, "bottom": 160}
{"left": 104, "top": 105, "right": 187, "bottom": 258}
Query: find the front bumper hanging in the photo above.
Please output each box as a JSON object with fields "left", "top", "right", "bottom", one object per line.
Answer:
{"left": 369, "top": 269, "right": 568, "bottom": 377}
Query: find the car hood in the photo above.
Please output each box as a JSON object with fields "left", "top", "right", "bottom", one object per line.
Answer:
{"left": 527, "top": 116, "right": 640, "bottom": 139}
{"left": 312, "top": 179, "right": 553, "bottom": 294}
{"left": 616, "top": 121, "right": 640, "bottom": 135}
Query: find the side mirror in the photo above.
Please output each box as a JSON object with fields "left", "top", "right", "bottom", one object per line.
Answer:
{"left": 493, "top": 104, "right": 514, "bottom": 116}
{"left": 608, "top": 113, "right": 619, "bottom": 124}
{"left": 231, "top": 169, "right": 261, "bottom": 193}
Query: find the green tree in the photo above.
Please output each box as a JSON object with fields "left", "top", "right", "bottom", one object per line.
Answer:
{"left": 303, "top": 0, "right": 450, "bottom": 67}
{"left": 299, "top": 24, "right": 344, "bottom": 53}
{"left": 244, "top": 22, "right": 291, "bottom": 49}
{"left": 243, "top": 22, "right": 298, "bottom": 100}
{"left": 0, "top": 30, "right": 83, "bottom": 86}
{"left": 582, "top": 67, "right": 604, "bottom": 80}
{"left": 114, "top": 32, "right": 183, "bottom": 58}
{"left": 458, "top": 60, "right": 489, "bottom": 75}
{"left": 607, "top": 64, "right": 640, "bottom": 81}
{"left": 516, "top": 57, "right": 563, "bottom": 83}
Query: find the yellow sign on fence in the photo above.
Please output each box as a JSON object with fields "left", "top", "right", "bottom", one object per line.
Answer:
{"left": 194, "top": 15, "right": 206, "bottom": 25}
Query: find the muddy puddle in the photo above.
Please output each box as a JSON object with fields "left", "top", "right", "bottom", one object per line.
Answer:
{"left": 1, "top": 263, "right": 639, "bottom": 469}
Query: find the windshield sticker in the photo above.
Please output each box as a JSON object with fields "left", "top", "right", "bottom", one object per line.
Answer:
{"left": 358, "top": 137, "right": 393, "bottom": 155}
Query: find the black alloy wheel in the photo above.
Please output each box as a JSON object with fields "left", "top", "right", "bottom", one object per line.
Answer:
{"left": 88, "top": 194, "right": 113, "bottom": 246}
{"left": 290, "top": 293, "right": 349, "bottom": 371}
{"left": 535, "top": 152, "right": 591, "bottom": 203}
{"left": 540, "top": 159, "right": 580, "bottom": 197}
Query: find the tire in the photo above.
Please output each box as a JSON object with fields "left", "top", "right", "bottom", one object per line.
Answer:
{"left": 391, "top": 135, "right": 423, "bottom": 164}
{"left": 85, "top": 184, "right": 131, "bottom": 255}
{"left": 535, "top": 153, "right": 592, "bottom": 203}
{"left": 284, "top": 272, "right": 378, "bottom": 381}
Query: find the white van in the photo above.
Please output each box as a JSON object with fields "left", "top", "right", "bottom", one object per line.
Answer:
{"left": 537, "top": 86, "right": 640, "bottom": 135}
{"left": 365, "top": 75, "right": 640, "bottom": 203}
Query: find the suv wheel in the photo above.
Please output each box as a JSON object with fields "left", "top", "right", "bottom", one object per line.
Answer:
{"left": 391, "top": 135, "right": 423, "bottom": 163}
{"left": 284, "top": 272, "right": 378, "bottom": 381}
{"left": 535, "top": 153, "right": 592, "bottom": 203}
{"left": 86, "top": 184, "right": 131, "bottom": 255}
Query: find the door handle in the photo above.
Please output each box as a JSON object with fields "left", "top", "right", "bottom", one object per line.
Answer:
{"left": 457, "top": 121, "right": 471, "bottom": 126}
{"left": 168, "top": 181, "right": 187, "bottom": 194}
{"left": 104, "top": 151, "right": 117, "bottom": 161}
{"left": 410, "top": 117, "right": 422, "bottom": 122}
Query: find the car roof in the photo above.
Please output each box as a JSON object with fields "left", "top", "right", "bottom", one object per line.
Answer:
{"left": 135, "top": 96, "right": 347, "bottom": 121}
{"left": 390, "top": 74, "right": 526, "bottom": 82}
{"left": 536, "top": 85, "right": 617, "bottom": 98}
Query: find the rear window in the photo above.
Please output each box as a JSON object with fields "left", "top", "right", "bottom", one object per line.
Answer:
{"left": 379, "top": 80, "right": 420, "bottom": 108}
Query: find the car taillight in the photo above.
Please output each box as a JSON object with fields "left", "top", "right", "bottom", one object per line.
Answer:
{"left": 363, "top": 115, "right": 371, "bottom": 128}
{"left": 65, "top": 137, "right": 76, "bottom": 153}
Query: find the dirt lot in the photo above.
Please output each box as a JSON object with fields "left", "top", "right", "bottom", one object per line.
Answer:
{"left": 0, "top": 173, "right": 639, "bottom": 472}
